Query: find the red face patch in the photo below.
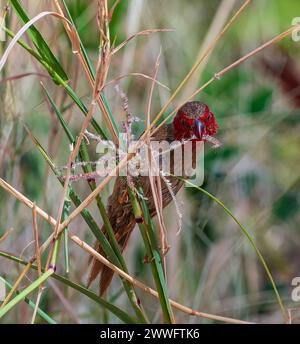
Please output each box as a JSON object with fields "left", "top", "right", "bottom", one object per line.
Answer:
{"left": 173, "top": 102, "right": 218, "bottom": 141}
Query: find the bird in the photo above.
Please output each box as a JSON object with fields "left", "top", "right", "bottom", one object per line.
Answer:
{"left": 87, "top": 101, "right": 218, "bottom": 295}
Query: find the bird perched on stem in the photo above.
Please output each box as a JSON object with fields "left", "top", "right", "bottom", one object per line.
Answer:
{"left": 87, "top": 101, "right": 218, "bottom": 295}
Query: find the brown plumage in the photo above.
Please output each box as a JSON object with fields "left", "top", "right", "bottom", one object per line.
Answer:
{"left": 87, "top": 101, "right": 218, "bottom": 295}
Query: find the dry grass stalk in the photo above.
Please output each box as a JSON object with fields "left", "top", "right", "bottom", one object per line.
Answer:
{"left": 141, "top": 0, "right": 253, "bottom": 138}
{"left": 70, "top": 234, "right": 253, "bottom": 324}
{"left": 0, "top": 227, "right": 14, "bottom": 244}
{"left": 45, "top": 0, "right": 113, "bottom": 269}
{"left": 111, "top": 29, "right": 174, "bottom": 55}
{"left": 32, "top": 204, "right": 42, "bottom": 280}
{"left": 145, "top": 51, "right": 170, "bottom": 258}
{"left": 0, "top": 178, "right": 252, "bottom": 324}
{"left": 104, "top": 72, "right": 170, "bottom": 90}
{"left": 0, "top": 263, "right": 31, "bottom": 308}
{"left": 31, "top": 204, "right": 44, "bottom": 324}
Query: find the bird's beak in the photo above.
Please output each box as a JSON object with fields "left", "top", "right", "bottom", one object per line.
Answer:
{"left": 194, "top": 119, "right": 204, "bottom": 139}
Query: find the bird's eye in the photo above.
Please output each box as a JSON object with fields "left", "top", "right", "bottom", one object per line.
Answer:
{"left": 205, "top": 114, "right": 211, "bottom": 122}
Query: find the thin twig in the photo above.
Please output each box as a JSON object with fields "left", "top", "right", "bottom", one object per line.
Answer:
{"left": 0, "top": 263, "right": 31, "bottom": 308}
{"left": 104, "top": 72, "right": 170, "bottom": 90}
{"left": 111, "top": 29, "right": 174, "bottom": 55}
{"left": 0, "top": 227, "right": 14, "bottom": 244}
{"left": 31, "top": 289, "right": 43, "bottom": 324}
{"left": 0, "top": 72, "right": 49, "bottom": 83}
{"left": 32, "top": 204, "right": 42, "bottom": 281}
{"left": 31, "top": 204, "right": 44, "bottom": 324}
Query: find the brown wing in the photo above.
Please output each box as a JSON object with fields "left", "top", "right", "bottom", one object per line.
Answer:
{"left": 87, "top": 123, "right": 185, "bottom": 295}
{"left": 86, "top": 177, "right": 135, "bottom": 293}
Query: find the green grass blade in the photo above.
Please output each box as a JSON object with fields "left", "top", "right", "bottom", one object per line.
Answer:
{"left": 42, "top": 86, "right": 74, "bottom": 143}
{"left": 61, "top": 0, "right": 122, "bottom": 145}
{"left": 63, "top": 83, "right": 108, "bottom": 139}
{"left": 25, "top": 127, "right": 121, "bottom": 266}
{"left": 51, "top": 188, "right": 71, "bottom": 273}
{"left": 128, "top": 187, "right": 174, "bottom": 323}
{"left": 25, "top": 126, "right": 148, "bottom": 323}
{"left": 0, "top": 269, "right": 53, "bottom": 319}
{"left": 3, "top": 26, "right": 44, "bottom": 61}
{"left": 40, "top": 88, "right": 148, "bottom": 321}
{"left": 61, "top": 0, "right": 95, "bottom": 79}
{"left": 0, "top": 252, "right": 137, "bottom": 324}
{"left": 9, "top": 0, "right": 68, "bottom": 83}
{"left": 0, "top": 277, "right": 56, "bottom": 324}
{"left": 41, "top": 89, "right": 132, "bottom": 271}
{"left": 4, "top": 27, "right": 107, "bottom": 139}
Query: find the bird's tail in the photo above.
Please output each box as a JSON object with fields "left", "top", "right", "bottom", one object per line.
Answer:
{"left": 87, "top": 219, "right": 135, "bottom": 296}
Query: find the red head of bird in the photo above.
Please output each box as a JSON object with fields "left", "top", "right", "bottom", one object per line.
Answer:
{"left": 173, "top": 101, "right": 218, "bottom": 141}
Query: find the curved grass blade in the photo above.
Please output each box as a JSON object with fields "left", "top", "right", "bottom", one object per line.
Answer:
{"left": 173, "top": 175, "right": 287, "bottom": 322}
{"left": 3, "top": 27, "right": 107, "bottom": 139}
{"left": 9, "top": 0, "right": 68, "bottom": 83}
{"left": 0, "top": 252, "right": 136, "bottom": 324}
{"left": 0, "top": 277, "right": 56, "bottom": 324}
{"left": 0, "top": 269, "right": 54, "bottom": 319}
